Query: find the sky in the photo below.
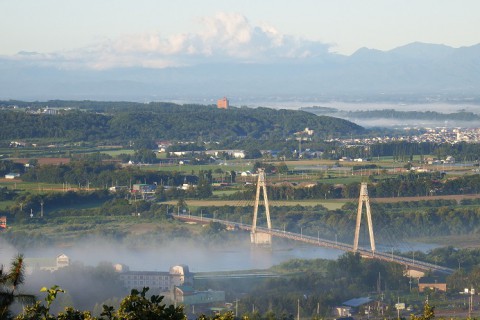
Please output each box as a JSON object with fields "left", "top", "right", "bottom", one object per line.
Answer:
{"left": 0, "top": 0, "right": 479, "bottom": 69}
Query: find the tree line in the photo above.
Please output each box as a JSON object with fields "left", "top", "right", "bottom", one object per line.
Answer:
{"left": 225, "top": 172, "right": 480, "bottom": 201}
{"left": 0, "top": 103, "right": 363, "bottom": 144}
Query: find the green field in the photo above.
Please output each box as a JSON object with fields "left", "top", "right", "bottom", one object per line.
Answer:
{"left": 95, "top": 148, "right": 135, "bottom": 156}
{"left": 0, "top": 200, "right": 14, "bottom": 210}
{"left": 1, "top": 180, "right": 71, "bottom": 193}
{"left": 164, "top": 199, "right": 348, "bottom": 210}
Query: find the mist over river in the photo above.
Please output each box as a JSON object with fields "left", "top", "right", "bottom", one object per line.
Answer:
{"left": 2, "top": 236, "right": 439, "bottom": 273}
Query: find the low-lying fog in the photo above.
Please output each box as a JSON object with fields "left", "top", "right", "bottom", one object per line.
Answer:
{"left": 343, "top": 118, "right": 480, "bottom": 128}
{"left": 0, "top": 235, "right": 437, "bottom": 313}
{"left": 1, "top": 236, "right": 343, "bottom": 273}
{"left": 1, "top": 236, "right": 438, "bottom": 274}
{"left": 233, "top": 101, "right": 479, "bottom": 112}
{"left": 237, "top": 101, "right": 480, "bottom": 128}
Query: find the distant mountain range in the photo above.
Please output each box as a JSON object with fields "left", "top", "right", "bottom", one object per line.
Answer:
{"left": 1, "top": 42, "right": 479, "bottom": 102}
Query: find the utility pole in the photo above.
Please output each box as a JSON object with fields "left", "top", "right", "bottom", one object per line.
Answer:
{"left": 234, "top": 299, "right": 239, "bottom": 317}
{"left": 297, "top": 299, "right": 300, "bottom": 320}
{"left": 397, "top": 297, "right": 400, "bottom": 320}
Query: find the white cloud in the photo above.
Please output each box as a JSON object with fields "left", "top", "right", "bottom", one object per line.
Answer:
{"left": 10, "top": 12, "right": 332, "bottom": 69}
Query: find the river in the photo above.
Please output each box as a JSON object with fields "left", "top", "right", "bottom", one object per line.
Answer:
{"left": 16, "top": 236, "right": 438, "bottom": 273}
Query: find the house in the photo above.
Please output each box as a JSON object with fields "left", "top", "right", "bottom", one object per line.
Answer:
{"left": 232, "top": 151, "right": 245, "bottom": 159}
{"left": 335, "top": 306, "right": 352, "bottom": 317}
{"left": 9, "top": 141, "right": 27, "bottom": 148}
{"left": 444, "top": 156, "right": 455, "bottom": 164}
{"left": 131, "top": 184, "right": 157, "bottom": 194}
{"left": 240, "top": 171, "right": 252, "bottom": 177}
{"left": 108, "top": 186, "right": 129, "bottom": 193}
{"left": 418, "top": 277, "right": 447, "bottom": 292}
{"left": 5, "top": 173, "right": 20, "bottom": 179}
{"left": 25, "top": 253, "right": 70, "bottom": 274}
{"left": 56, "top": 254, "right": 70, "bottom": 268}
{"left": 340, "top": 297, "right": 375, "bottom": 316}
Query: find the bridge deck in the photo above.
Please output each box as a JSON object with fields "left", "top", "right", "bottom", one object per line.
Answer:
{"left": 173, "top": 213, "right": 454, "bottom": 275}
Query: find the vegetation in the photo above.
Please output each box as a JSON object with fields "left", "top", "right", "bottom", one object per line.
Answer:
{"left": 3, "top": 100, "right": 480, "bottom": 319}
{"left": 0, "top": 251, "right": 477, "bottom": 320}
{"left": 0, "top": 255, "right": 35, "bottom": 319}
{"left": 15, "top": 286, "right": 186, "bottom": 320}
{"left": 0, "top": 103, "right": 363, "bottom": 145}
{"left": 5, "top": 188, "right": 480, "bottom": 251}
{"left": 0, "top": 253, "right": 420, "bottom": 319}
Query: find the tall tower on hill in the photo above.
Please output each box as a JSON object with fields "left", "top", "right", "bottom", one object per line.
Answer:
{"left": 217, "top": 97, "right": 229, "bottom": 109}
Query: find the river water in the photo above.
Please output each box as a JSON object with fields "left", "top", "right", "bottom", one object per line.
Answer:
{"left": 1, "top": 234, "right": 438, "bottom": 273}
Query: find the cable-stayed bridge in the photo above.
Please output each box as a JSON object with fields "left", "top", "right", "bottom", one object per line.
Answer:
{"left": 173, "top": 170, "right": 454, "bottom": 275}
{"left": 174, "top": 213, "right": 453, "bottom": 275}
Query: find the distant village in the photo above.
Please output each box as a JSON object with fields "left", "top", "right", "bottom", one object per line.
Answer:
{"left": 334, "top": 127, "right": 480, "bottom": 147}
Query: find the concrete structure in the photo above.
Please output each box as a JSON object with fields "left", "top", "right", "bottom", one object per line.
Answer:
{"left": 418, "top": 277, "right": 447, "bottom": 292}
{"left": 217, "top": 97, "right": 229, "bottom": 109}
{"left": 353, "top": 183, "right": 376, "bottom": 253}
{"left": 204, "top": 149, "right": 245, "bottom": 158}
{"left": 404, "top": 269, "right": 426, "bottom": 278}
{"left": 118, "top": 270, "right": 172, "bottom": 292}
{"left": 56, "top": 254, "right": 70, "bottom": 268}
{"left": 25, "top": 253, "right": 70, "bottom": 273}
{"left": 170, "top": 265, "right": 193, "bottom": 287}
{"left": 251, "top": 169, "right": 272, "bottom": 246}
{"left": 43, "top": 107, "right": 59, "bottom": 115}
{"left": 116, "top": 264, "right": 193, "bottom": 293}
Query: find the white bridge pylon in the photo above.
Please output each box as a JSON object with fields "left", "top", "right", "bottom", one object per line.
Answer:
{"left": 251, "top": 169, "right": 273, "bottom": 246}
{"left": 353, "top": 182, "right": 376, "bottom": 253}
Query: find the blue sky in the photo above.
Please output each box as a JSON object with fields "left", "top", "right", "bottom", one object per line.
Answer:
{"left": 1, "top": 0, "right": 479, "bottom": 68}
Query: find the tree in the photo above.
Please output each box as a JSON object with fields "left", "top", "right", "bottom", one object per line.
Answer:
{"left": 0, "top": 255, "right": 35, "bottom": 319}
{"left": 410, "top": 303, "right": 435, "bottom": 320}
{"left": 229, "top": 171, "right": 236, "bottom": 183}
{"left": 16, "top": 287, "right": 185, "bottom": 320}
{"left": 155, "top": 185, "right": 167, "bottom": 202}
{"left": 114, "top": 287, "right": 185, "bottom": 320}
{"left": 176, "top": 199, "right": 188, "bottom": 214}
{"left": 244, "top": 148, "right": 262, "bottom": 159}
{"left": 196, "top": 171, "right": 213, "bottom": 199}
{"left": 132, "top": 149, "right": 157, "bottom": 164}
{"left": 277, "top": 162, "right": 289, "bottom": 174}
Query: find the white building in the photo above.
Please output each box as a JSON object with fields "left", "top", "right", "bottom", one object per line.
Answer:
{"left": 25, "top": 253, "right": 70, "bottom": 274}
{"left": 116, "top": 264, "right": 193, "bottom": 293}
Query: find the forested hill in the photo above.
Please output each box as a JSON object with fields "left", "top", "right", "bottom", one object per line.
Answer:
{"left": 0, "top": 101, "right": 364, "bottom": 142}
